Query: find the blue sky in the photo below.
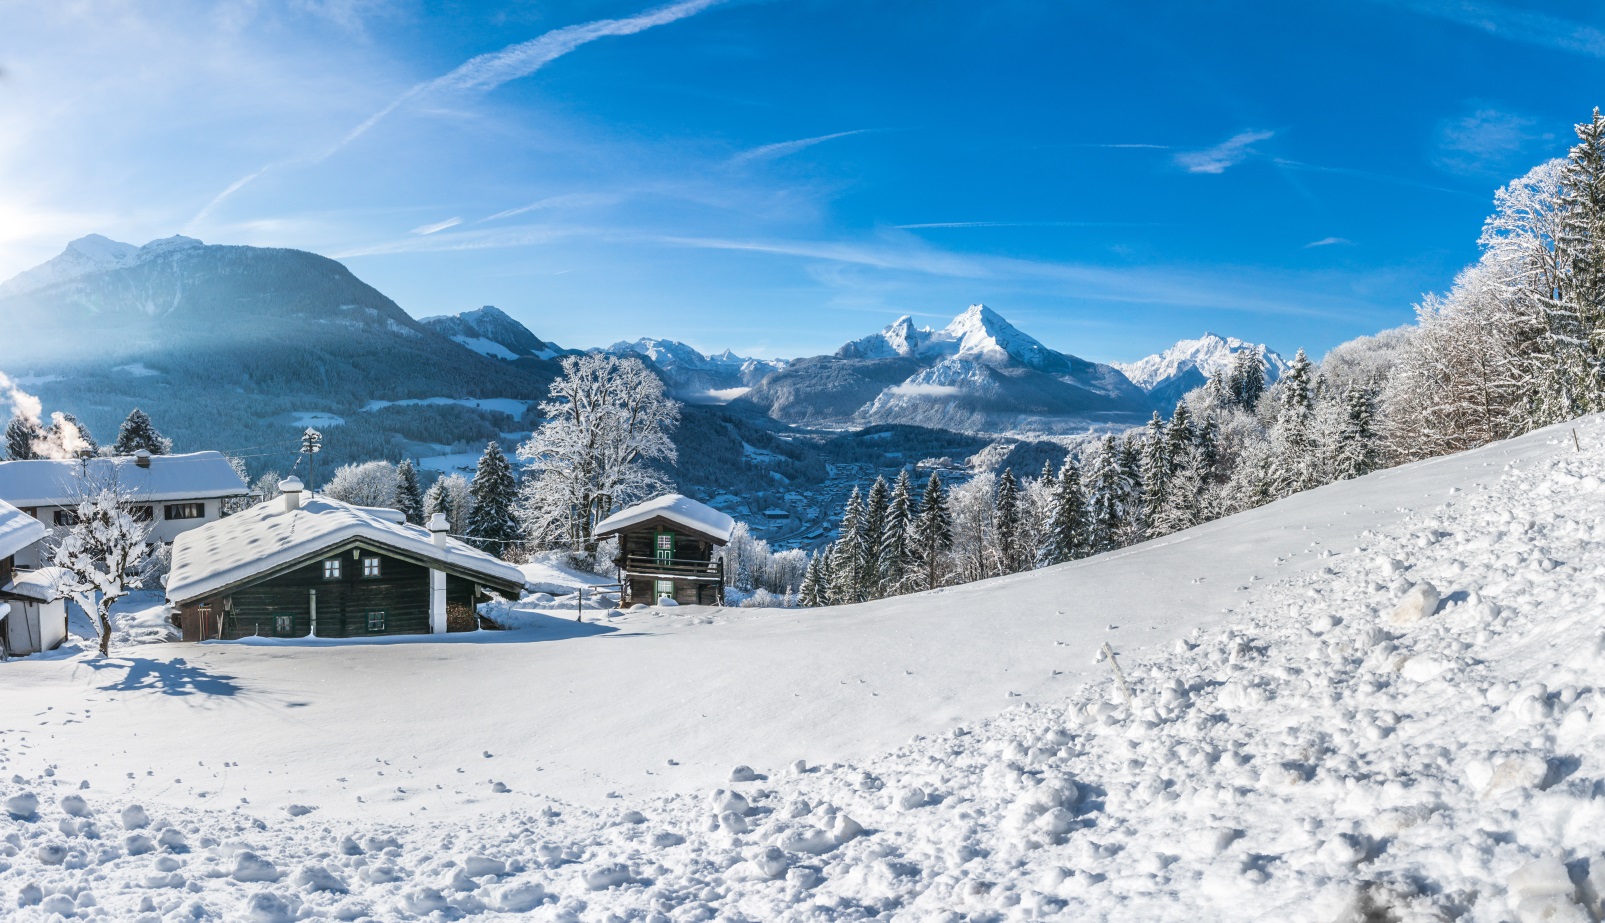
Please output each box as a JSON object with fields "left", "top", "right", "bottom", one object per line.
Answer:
{"left": 3, "top": 1, "right": 1604, "bottom": 363}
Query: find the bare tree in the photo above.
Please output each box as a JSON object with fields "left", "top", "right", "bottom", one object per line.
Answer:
{"left": 516, "top": 354, "right": 679, "bottom": 551}
{"left": 51, "top": 466, "right": 153, "bottom": 657}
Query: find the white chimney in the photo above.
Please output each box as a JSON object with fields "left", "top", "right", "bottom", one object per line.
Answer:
{"left": 280, "top": 476, "right": 304, "bottom": 512}
{"left": 134, "top": 449, "right": 152, "bottom": 469}
{"left": 428, "top": 512, "right": 449, "bottom": 546}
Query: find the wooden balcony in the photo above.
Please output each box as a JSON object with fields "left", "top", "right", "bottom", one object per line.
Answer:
{"left": 621, "top": 555, "right": 724, "bottom": 582}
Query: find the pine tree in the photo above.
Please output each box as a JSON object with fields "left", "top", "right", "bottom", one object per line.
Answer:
{"left": 1193, "top": 415, "right": 1222, "bottom": 483}
{"left": 910, "top": 472, "right": 952, "bottom": 591}
{"left": 5, "top": 415, "right": 40, "bottom": 460}
{"left": 51, "top": 413, "right": 97, "bottom": 457}
{"left": 1087, "top": 436, "right": 1125, "bottom": 553}
{"left": 861, "top": 476, "right": 889, "bottom": 597}
{"left": 1332, "top": 388, "right": 1380, "bottom": 480}
{"left": 879, "top": 469, "right": 915, "bottom": 594}
{"left": 994, "top": 467, "right": 1025, "bottom": 574}
{"left": 830, "top": 487, "right": 866, "bottom": 603}
{"left": 1039, "top": 456, "right": 1089, "bottom": 566}
{"left": 1038, "top": 460, "right": 1057, "bottom": 491}
{"left": 1271, "top": 348, "right": 1317, "bottom": 496}
{"left": 111, "top": 409, "right": 171, "bottom": 456}
{"left": 394, "top": 459, "right": 425, "bottom": 524}
{"left": 1153, "top": 448, "right": 1204, "bottom": 536}
{"left": 1139, "top": 412, "right": 1171, "bottom": 527}
{"left": 798, "top": 551, "right": 825, "bottom": 607}
{"left": 467, "top": 442, "right": 520, "bottom": 555}
{"left": 1226, "top": 350, "right": 1266, "bottom": 409}
{"left": 1119, "top": 433, "right": 1146, "bottom": 544}
{"left": 1164, "top": 402, "right": 1194, "bottom": 460}
{"left": 423, "top": 478, "right": 455, "bottom": 528}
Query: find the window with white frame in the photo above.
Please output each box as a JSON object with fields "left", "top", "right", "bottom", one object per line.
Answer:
{"left": 322, "top": 559, "right": 342, "bottom": 579}
{"left": 361, "top": 557, "right": 380, "bottom": 578}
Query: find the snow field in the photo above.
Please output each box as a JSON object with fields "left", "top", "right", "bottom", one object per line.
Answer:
{"left": 1, "top": 419, "right": 1603, "bottom": 919}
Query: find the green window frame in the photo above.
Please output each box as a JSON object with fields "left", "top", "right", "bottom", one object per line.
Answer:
{"left": 365, "top": 610, "right": 386, "bottom": 632}
{"left": 654, "top": 579, "right": 675, "bottom": 600}
{"left": 653, "top": 531, "right": 675, "bottom": 564}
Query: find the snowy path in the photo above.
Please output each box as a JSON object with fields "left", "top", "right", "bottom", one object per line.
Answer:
{"left": 0, "top": 417, "right": 1599, "bottom": 920}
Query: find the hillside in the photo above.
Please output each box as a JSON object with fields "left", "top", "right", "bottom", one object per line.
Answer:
{"left": 0, "top": 236, "right": 559, "bottom": 475}
{"left": 0, "top": 414, "right": 1593, "bottom": 920}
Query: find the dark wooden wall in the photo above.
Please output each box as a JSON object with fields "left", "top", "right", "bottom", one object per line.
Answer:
{"left": 218, "top": 548, "right": 479, "bottom": 640}
{"left": 618, "top": 523, "right": 716, "bottom": 563}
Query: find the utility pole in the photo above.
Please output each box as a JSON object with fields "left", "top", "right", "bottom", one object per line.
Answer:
{"left": 300, "top": 428, "right": 323, "bottom": 492}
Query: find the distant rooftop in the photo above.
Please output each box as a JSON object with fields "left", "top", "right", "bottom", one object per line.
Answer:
{"left": 594, "top": 493, "right": 735, "bottom": 544}
{"left": 0, "top": 451, "right": 249, "bottom": 508}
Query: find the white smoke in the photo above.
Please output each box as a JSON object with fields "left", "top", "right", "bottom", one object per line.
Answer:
{"left": 0, "top": 371, "right": 89, "bottom": 460}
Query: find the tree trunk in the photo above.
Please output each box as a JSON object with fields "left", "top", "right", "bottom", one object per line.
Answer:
{"left": 97, "top": 597, "right": 112, "bottom": 657}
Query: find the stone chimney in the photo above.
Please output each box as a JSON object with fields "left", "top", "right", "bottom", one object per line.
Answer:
{"left": 280, "top": 476, "right": 304, "bottom": 512}
{"left": 429, "top": 512, "right": 449, "bottom": 546}
{"left": 134, "top": 449, "right": 151, "bottom": 469}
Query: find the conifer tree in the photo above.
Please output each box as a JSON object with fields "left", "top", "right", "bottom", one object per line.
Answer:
{"left": 1039, "top": 456, "right": 1089, "bottom": 566}
{"left": 910, "top": 472, "right": 952, "bottom": 591}
{"left": 1087, "top": 436, "right": 1126, "bottom": 553}
{"left": 798, "top": 551, "right": 825, "bottom": 607}
{"left": 1271, "top": 349, "right": 1317, "bottom": 496}
{"left": 1332, "top": 388, "right": 1381, "bottom": 480}
{"left": 830, "top": 487, "right": 866, "bottom": 603}
{"left": 467, "top": 442, "right": 520, "bottom": 554}
{"left": 879, "top": 469, "right": 915, "bottom": 594}
{"left": 861, "top": 476, "right": 889, "bottom": 597}
{"left": 49, "top": 413, "right": 97, "bottom": 457}
{"left": 111, "top": 408, "right": 171, "bottom": 456}
{"left": 1193, "top": 415, "right": 1222, "bottom": 483}
{"left": 994, "top": 467, "right": 1025, "bottom": 574}
{"left": 394, "top": 459, "right": 425, "bottom": 524}
{"left": 1226, "top": 350, "right": 1266, "bottom": 409}
{"left": 423, "top": 478, "right": 454, "bottom": 529}
{"left": 4, "top": 415, "right": 40, "bottom": 460}
{"left": 1038, "top": 460, "right": 1057, "bottom": 491}
{"left": 1154, "top": 448, "right": 1205, "bottom": 536}
{"left": 1119, "top": 433, "right": 1146, "bottom": 543}
{"left": 1164, "top": 402, "right": 1194, "bottom": 460}
{"left": 1139, "top": 412, "right": 1171, "bottom": 527}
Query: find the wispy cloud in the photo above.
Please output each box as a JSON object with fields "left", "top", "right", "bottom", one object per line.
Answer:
{"left": 1271, "top": 158, "right": 1483, "bottom": 197}
{"left": 895, "top": 220, "right": 1160, "bottom": 230}
{"left": 1389, "top": 0, "right": 1605, "bottom": 58}
{"left": 1304, "top": 236, "right": 1352, "bottom": 248}
{"left": 411, "top": 217, "right": 462, "bottom": 235}
{"left": 1085, "top": 142, "right": 1170, "bottom": 150}
{"left": 480, "top": 193, "right": 622, "bottom": 223}
{"left": 1432, "top": 106, "right": 1550, "bottom": 175}
{"left": 1174, "top": 130, "right": 1275, "bottom": 174}
{"left": 729, "top": 129, "right": 875, "bottom": 165}
{"left": 192, "top": 0, "right": 729, "bottom": 224}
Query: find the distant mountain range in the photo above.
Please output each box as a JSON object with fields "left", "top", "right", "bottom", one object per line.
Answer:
{"left": 420, "top": 306, "right": 568, "bottom": 361}
{"left": 604, "top": 338, "right": 788, "bottom": 402}
{"left": 1115, "top": 332, "right": 1289, "bottom": 410}
{"left": 736, "top": 305, "right": 1152, "bottom": 433}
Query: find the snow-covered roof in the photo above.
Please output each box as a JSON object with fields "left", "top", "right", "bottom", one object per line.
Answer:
{"left": 0, "top": 499, "right": 46, "bottom": 562}
{"left": 593, "top": 494, "right": 735, "bottom": 544}
{"left": 2, "top": 566, "right": 68, "bottom": 602}
{"left": 0, "top": 452, "right": 248, "bottom": 508}
{"left": 166, "top": 494, "right": 526, "bottom": 604}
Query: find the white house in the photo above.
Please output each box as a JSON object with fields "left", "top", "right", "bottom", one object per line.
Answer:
{"left": 0, "top": 450, "right": 249, "bottom": 567}
{"left": 0, "top": 498, "right": 69, "bottom": 657}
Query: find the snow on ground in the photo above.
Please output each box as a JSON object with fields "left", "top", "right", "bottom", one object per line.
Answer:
{"left": 515, "top": 553, "right": 620, "bottom": 598}
{"left": 1, "top": 418, "right": 1603, "bottom": 919}
{"left": 362, "top": 397, "right": 533, "bottom": 418}
{"left": 112, "top": 363, "right": 161, "bottom": 377}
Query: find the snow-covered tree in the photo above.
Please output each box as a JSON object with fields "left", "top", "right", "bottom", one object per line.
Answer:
{"left": 1086, "top": 436, "right": 1126, "bottom": 553}
{"left": 994, "top": 467, "right": 1026, "bottom": 574}
{"left": 50, "top": 413, "right": 96, "bottom": 457}
{"left": 516, "top": 354, "right": 679, "bottom": 551}
{"left": 51, "top": 468, "right": 153, "bottom": 657}
{"left": 394, "top": 459, "right": 425, "bottom": 525}
{"left": 1139, "top": 412, "right": 1171, "bottom": 527}
{"left": 829, "top": 486, "right": 866, "bottom": 604}
{"left": 1118, "top": 434, "right": 1146, "bottom": 545}
{"left": 1330, "top": 388, "right": 1381, "bottom": 480}
{"left": 910, "top": 471, "right": 952, "bottom": 591}
{"left": 324, "top": 460, "right": 401, "bottom": 509}
{"left": 1038, "top": 456, "right": 1089, "bottom": 566}
{"left": 467, "top": 443, "right": 520, "bottom": 555}
{"left": 424, "top": 474, "right": 474, "bottom": 535}
{"left": 861, "top": 477, "right": 889, "bottom": 596}
{"left": 1269, "top": 349, "right": 1319, "bottom": 497}
{"left": 4, "top": 415, "right": 40, "bottom": 460}
{"left": 111, "top": 409, "right": 171, "bottom": 456}
{"left": 879, "top": 469, "right": 915, "bottom": 595}
{"left": 798, "top": 551, "right": 826, "bottom": 607}
{"left": 947, "top": 472, "right": 998, "bottom": 584}
{"left": 1225, "top": 350, "right": 1267, "bottom": 409}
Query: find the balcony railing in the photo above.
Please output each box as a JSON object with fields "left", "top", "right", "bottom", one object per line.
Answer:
{"left": 622, "top": 555, "right": 724, "bottom": 580}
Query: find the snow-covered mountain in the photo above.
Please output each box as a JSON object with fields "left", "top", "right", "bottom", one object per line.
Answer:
{"left": 607, "top": 337, "right": 787, "bottom": 401}
{"left": 739, "top": 304, "right": 1150, "bottom": 432}
{"left": 0, "top": 233, "right": 200, "bottom": 297}
{"left": 419, "top": 305, "right": 568, "bottom": 361}
{"left": 1116, "top": 332, "right": 1288, "bottom": 409}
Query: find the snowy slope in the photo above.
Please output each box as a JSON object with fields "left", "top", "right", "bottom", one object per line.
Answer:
{"left": 1116, "top": 332, "right": 1288, "bottom": 408}
{"left": 0, "top": 416, "right": 1599, "bottom": 920}
{"left": 0, "top": 234, "right": 200, "bottom": 297}
{"left": 417, "top": 306, "right": 567, "bottom": 360}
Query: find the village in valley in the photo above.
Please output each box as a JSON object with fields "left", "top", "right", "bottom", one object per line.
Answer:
{"left": 8, "top": 3, "right": 1605, "bottom": 921}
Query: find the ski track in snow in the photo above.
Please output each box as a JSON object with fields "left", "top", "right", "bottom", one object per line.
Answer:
{"left": 4, "top": 419, "right": 1605, "bottom": 920}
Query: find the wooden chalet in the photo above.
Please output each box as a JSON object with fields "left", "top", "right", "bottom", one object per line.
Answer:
{"left": 0, "top": 498, "right": 69, "bottom": 657}
{"left": 594, "top": 494, "right": 734, "bottom": 607}
{"left": 165, "top": 477, "right": 525, "bottom": 642}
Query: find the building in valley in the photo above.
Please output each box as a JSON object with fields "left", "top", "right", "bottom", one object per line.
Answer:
{"left": 0, "top": 450, "right": 249, "bottom": 567}
{"left": 165, "top": 477, "right": 525, "bottom": 642}
{"left": 0, "top": 498, "right": 69, "bottom": 657}
{"left": 594, "top": 493, "right": 734, "bottom": 607}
